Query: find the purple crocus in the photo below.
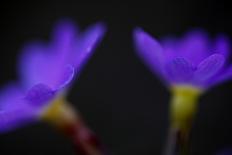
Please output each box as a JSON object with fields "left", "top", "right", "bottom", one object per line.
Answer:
{"left": 0, "top": 20, "right": 106, "bottom": 133}
{"left": 134, "top": 28, "right": 232, "bottom": 90}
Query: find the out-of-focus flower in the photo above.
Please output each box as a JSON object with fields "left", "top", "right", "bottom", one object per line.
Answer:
{"left": 216, "top": 148, "right": 232, "bottom": 155}
{"left": 134, "top": 28, "right": 232, "bottom": 127}
{"left": 134, "top": 28, "right": 232, "bottom": 155}
{"left": 0, "top": 20, "right": 105, "bottom": 133}
{"left": 134, "top": 28, "right": 232, "bottom": 90}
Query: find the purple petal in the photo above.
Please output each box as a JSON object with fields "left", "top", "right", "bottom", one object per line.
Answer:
{"left": 74, "top": 22, "right": 106, "bottom": 69}
{"left": 18, "top": 20, "right": 77, "bottom": 89}
{"left": 161, "top": 37, "right": 179, "bottom": 60}
{"left": 209, "top": 64, "right": 232, "bottom": 87}
{"left": 0, "top": 84, "right": 37, "bottom": 133}
{"left": 50, "top": 19, "right": 78, "bottom": 65}
{"left": 214, "top": 35, "right": 230, "bottom": 59}
{"left": 193, "top": 54, "right": 225, "bottom": 84}
{"left": 165, "top": 57, "right": 194, "bottom": 83}
{"left": 178, "top": 29, "right": 210, "bottom": 65}
{"left": 0, "top": 107, "right": 36, "bottom": 134}
{"left": 24, "top": 84, "right": 55, "bottom": 107}
{"left": 21, "top": 65, "right": 74, "bottom": 115}
{"left": 52, "top": 19, "right": 78, "bottom": 47}
{"left": 18, "top": 42, "right": 74, "bottom": 90}
{"left": 55, "top": 64, "right": 75, "bottom": 90}
{"left": 134, "top": 28, "right": 165, "bottom": 77}
{"left": 0, "top": 83, "right": 26, "bottom": 110}
{"left": 18, "top": 21, "right": 104, "bottom": 90}
{"left": 18, "top": 42, "right": 61, "bottom": 89}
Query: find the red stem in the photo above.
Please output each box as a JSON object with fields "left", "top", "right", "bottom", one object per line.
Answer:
{"left": 61, "top": 119, "right": 108, "bottom": 155}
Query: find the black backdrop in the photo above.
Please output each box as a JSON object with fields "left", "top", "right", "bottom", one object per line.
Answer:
{"left": 0, "top": 1, "right": 232, "bottom": 155}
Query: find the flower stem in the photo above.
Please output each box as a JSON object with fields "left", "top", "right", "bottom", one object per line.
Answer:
{"left": 62, "top": 114, "right": 108, "bottom": 155}
{"left": 163, "top": 126, "right": 191, "bottom": 155}
{"left": 163, "top": 86, "right": 201, "bottom": 155}
{"left": 163, "top": 127, "right": 178, "bottom": 155}
{"left": 42, "top": 98, "right": 109, "bottom": 155}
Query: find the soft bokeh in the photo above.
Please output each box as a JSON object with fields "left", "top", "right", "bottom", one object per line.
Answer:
{"left": 0, "top": 1, "right": 232, "bottom": 155}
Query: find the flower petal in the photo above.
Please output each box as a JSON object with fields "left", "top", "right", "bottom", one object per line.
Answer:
{"left": 0, "top": 84, "right": 37, "bottom": 133}
{"left": 18, "top": 21, "right": 104, "bottom": 90}
{"left": 134, "top": 28, "right": 165, "bottom": 76}
{"left": 74, "top": 22, "right": 106, "bottom": 69}
{"left": 193, "top": 54, "right": 225, "bottom": 84}
{"left": 214, "top": 35, "right": 230, "bottom": 59}
{"left": 178, "top": 29, "right": 210, "bottom": 65}
{"left": 0, "top": 83, "right": 23, "bottom": 109}
{"left": 18, "top": 43, "right": 75, "bottom": 90}
{"left": 0, "top": 107, "right": 36, "bottom": 134}
{"left": 55, "top": 64, "right": 75, "bottom": 90}
{"left": 209, "top": 64, "right": 232, "bottom": 87}
{"left": 50, "top": 19, "right": 78, "bottom": 65}
{"left": 165, "top": 57, "right": 194, "bottom": 83}
{"left": 24, "top": 84, "right": 55, "bottom": 107}
{"left": 18, "top": 42, "right": 61, "bottom": 89}
{"left": 161, "top": 37, "right": 178, "bottom": 59}
{"left": 52, "top": 19, "right": 78, "bottom": 48}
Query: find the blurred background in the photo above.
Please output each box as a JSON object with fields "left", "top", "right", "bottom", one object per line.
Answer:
{"left": 0, "top": 1, "right": 232, "bottom": 155}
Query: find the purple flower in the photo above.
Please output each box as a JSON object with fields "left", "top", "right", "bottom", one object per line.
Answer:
{"left": 134, "top": 28, "right": 232, "bottom": 90}
{"left": 0, "top": 20, "right": 106, "bottom": 133}
{"left": 216, "top": 148, "right": 232, "bottom": 155}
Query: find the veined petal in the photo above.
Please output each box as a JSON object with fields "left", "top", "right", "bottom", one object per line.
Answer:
{"left": 165, "top": 57, "right": 194, "bottom": 83}
{"left": 193, "top": 54, "right": 225, "bottom": 84}
{"left": 134, "top": 28, "right": 165, "bottom": 76}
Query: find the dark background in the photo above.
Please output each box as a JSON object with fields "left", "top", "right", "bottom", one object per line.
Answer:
{"left": 0, "top": 1, "right": 232, "bottom": 155}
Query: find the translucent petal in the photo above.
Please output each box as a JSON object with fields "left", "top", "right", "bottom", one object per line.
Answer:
{"left": 193, "top": 54, "right": 225, "bottom": 84}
